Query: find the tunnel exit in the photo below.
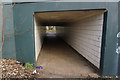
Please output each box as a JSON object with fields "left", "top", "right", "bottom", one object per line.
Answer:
{"left": 46, "top": 26, "right": 56, "bottom": 36}
{"left": 34, "top": 10, "right": 107, "bottom": 78}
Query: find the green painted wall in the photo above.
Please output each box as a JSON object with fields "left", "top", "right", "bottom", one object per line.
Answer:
{"left": 0, "top": 2, "right": 119, "bottom": 76}
{"left": 13, "top": 4, "right": 35, "bottom": 64}
{"left": 118, "top": 2, "right": 120, "bottom": 75}
{"left": 2, "top": 4, "right": 16, "bottom": 60}
{"left": 0, "top": 3, "right": 2, "bottom": 59}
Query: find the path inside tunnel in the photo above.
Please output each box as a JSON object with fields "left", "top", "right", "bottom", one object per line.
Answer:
{"left": 36, "top": 33, "right": 99, "bottom": 78}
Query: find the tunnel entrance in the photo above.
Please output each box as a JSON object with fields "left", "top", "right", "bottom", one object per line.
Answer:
{"left": 34, "top": 10, "right": 107, "bottom": 78}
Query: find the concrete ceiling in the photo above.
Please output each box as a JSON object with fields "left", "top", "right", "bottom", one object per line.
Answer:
{"left": 34, "top": 10, "right": 106, "bottom": 26}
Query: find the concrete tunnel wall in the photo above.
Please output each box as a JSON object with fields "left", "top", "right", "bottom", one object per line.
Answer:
{"left": 34, "top": 17, "right": 45, "bottom": 61}
{"left": 35, "top": 10, "right": 105, "bottom": 68}
{"left": 57, "top": 13, "right": 104, "bottom": 68}
{"left": 1, "top": 2, "right": 119, "bottom": 75}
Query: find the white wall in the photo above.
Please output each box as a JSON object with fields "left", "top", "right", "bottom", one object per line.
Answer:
{"left": 63, "top": 13, "right": 104, "bottom": 68}
{"left": 56, "top": 26, "right": 65, "bottom": 37}
{"left": 34, "top": 17, "right": 45, "bottom": 61}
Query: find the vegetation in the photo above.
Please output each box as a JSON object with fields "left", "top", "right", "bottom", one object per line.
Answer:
{"left": 46, "top": 30, "right": 56, "bottom": 33}
{"left": 24, "top": 62, "right": 33, "bottom": 69}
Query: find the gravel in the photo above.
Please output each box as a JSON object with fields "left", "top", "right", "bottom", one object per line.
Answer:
{"left": 0, "top": 59, "right": 36, "bottom": 78}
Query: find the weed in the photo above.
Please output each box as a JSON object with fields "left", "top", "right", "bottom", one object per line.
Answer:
{"left": 24, "top": 62, "right": 33, "bottom": 69}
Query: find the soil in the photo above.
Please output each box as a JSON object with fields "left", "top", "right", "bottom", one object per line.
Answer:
{"left": 0, "top": 59, "right": 36, "bottom": 78}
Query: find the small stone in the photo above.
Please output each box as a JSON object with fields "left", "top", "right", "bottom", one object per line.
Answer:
{"left": 0, "top": 59, "right": 35, "bottom": 78}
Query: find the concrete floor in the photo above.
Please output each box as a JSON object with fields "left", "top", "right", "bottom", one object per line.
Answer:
{"left": 36, "top": 34, "right": 99, "bottom": 78}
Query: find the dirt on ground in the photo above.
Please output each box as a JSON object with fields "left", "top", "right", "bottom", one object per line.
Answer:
{"left": 0, "top": 37, "right": 100, "bottom": 78}
{"left": 0, "top": 59, "right": 99, "bottom": 78}
{"left": 0, "top": 59, "right": 119, "bottom": 79}
{"left": 0, "top": 59, "right": 37, "bottom": 78}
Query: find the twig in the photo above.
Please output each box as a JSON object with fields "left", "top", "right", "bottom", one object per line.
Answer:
{"left": 0, "top": 3, "right": 16, "bottom": 52}
{"left": 3, "top": 3, "right": 16, "bottom": 24}
{"left": 0, "top": 0, "right": 4, "bottom": 52}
